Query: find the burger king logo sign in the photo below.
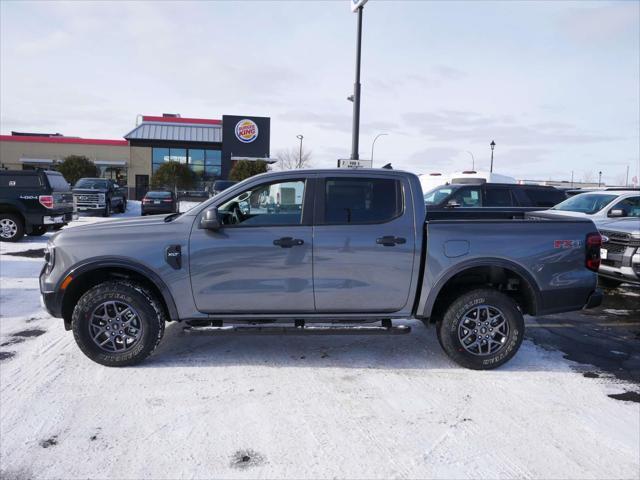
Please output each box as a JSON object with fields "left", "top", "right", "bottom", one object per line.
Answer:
{"left": 235, "top": 119, "right": 259, "bottom": 143}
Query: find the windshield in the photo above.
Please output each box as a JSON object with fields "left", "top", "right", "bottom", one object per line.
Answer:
{"left": 424, "top": 186, "right": 454, "bottom": 205}
{"left": 146, "top": 191, "right": 172, "bottom": 199}
{"left": 75, "top": 179, "right": 108, "bottom": 189}
{"left": 551, "top": 193, "right": 617, "bottom": 214}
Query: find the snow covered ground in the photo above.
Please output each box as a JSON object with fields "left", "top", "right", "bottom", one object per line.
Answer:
{"left": 1, "top": 203, "right": 639, "bottom": 479}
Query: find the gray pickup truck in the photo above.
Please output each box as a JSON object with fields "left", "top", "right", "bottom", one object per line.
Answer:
{"left": 40, "top": 169, "right": 603, "bottom": 369}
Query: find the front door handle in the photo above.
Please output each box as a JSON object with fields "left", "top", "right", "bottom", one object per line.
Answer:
{"left": 273, "top": 237, "right": 304, "bottom": 248}
{"left": 376, "top": 236, "right": 406, "bottom": 247}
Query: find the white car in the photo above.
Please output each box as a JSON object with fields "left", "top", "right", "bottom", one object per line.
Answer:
{"left": 532, "top": 190, "right": 640, "bottom": 228}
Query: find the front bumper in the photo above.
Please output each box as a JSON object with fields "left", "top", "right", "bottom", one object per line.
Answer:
{"left": 39, "top": 264, "right": 63, "bottom": 318}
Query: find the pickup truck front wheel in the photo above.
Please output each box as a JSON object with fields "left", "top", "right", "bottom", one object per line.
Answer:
{"left": 72, "top": 281, "right": 165, "bottom": 367}
{"left": 437, "top": 289, "right": 524, "bottom": 370}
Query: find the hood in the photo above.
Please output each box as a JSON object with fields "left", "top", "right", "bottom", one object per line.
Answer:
{"left": 73, "top": 187, "right": 108, "bottom": 194}
{"left": 535, "top": 209, "right": 588, "bottom": 219}
{"left": 60, "top": 214, "right": 170, "bottom": 234}
{"left": 598, "top": 218, "right": 640, "bottom": 236}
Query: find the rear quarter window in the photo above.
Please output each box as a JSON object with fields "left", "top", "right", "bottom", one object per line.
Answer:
{"left": 0, "top": 174, "right": 42, "bottom": 188}
{"left": 45, "top": 173, "right": 71, "bottom": 191}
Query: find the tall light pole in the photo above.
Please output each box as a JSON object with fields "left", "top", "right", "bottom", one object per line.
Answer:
{"left": 598, "top": 171, "right": 602, "bottom": 187}
{"left": 489, "top": 141, "right": 496, "bottom": 173}
{"left": 466, "top": 151, "right": 475, "bottom": 170}
{"left": 350, "top": 3, "right": 366, "bottom": 160}
{"left": 371, "top": 133, "right": 388, "bottom": 165}
{"left": 296, "top": 134, "right": 304, "bottom": 168}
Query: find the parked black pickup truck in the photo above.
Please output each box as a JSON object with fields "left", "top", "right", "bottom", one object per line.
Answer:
{"left": 73, "top": 178, "right": 127, "bottom": 217}
{"left": 0, "top": 170, "right": 76, "bottom": 242}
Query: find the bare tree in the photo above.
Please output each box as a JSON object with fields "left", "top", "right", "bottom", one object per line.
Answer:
{"left": 276, "top": 147, "right": 313, "bottom": 170}
{"left": 582, "top": 171, "right": 595, "bottom": 183}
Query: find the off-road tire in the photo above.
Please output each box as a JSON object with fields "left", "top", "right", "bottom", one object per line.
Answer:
{"left": 437, "top": 288, "right": 524, "bottom": 370}
{"left": 0, "top": 213, "right": 25, "bottom": 242}
{"left": 102, "top": 202, "right": 111, "bottom": 217}
{"left": 27, "top": 225, "right": 47, "bottom": 236}
{"left": 120, "top": 200, "right": 127, "bottom": 213}
{"left": 598, "top": 277, "right": 622, "bottom": 289}
{"left": 72, "top": 281, "right": 165, "bottom": 367}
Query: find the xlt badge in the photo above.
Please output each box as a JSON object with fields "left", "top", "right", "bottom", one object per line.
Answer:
{"left": 165, "top": 245, "right": 182, "bottom": 270}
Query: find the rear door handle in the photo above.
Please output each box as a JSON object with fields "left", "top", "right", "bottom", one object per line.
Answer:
{"left": 273, "top": 237, "right": 304, "bottom": 248}
{"left": 376, "top": 236, "right": 406, "bottom": 247}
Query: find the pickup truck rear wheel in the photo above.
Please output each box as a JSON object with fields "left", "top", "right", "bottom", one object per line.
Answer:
{"left": 0, "top": 213, "right": 25, "bottom": 242}
{"left": 437, "top": 289, "right": 524, "bottom": 370}
{"left": 72, "top": 281, "right": 165, "bottom": 367}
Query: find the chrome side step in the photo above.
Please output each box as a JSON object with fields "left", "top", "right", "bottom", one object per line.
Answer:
{"left": 183, "top": 324, "right": 411, "bottom": 336}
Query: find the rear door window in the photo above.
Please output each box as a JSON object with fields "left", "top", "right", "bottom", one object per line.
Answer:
{"left": 323, "top": 178, "right": 403, "bottom": 224}
{"left": 484, "top": 186, "right": 514, "bottom": 207}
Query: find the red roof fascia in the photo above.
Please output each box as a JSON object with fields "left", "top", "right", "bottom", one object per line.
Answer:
{"left": 0, "top": 135, "right": 128, "bottom": 147}
{"left": 142, "top": 115, "right": 222, "bottom": 125}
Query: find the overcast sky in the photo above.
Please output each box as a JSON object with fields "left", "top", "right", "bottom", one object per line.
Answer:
{"left": 1, "top": 0, "right": 639, "bottom": 184}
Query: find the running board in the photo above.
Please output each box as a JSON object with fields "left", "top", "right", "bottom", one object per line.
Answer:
{"left": 183, "top": 325, "right": 411, "bottom": 336}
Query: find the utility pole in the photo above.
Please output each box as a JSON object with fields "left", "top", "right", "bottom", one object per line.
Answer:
{"left": 350, "top": 5, "right": 364, "bottom": 160}
{"left": 626, "top": 165, "right": 629, "bottom": 186}
{"left": 296, "top": 135, "right": 304, "bottom": 168}
{"left": 571, "top": 170, "right": 574, "bottom": 188}
{"left": 489, "top": 141, "right": 496, "bottom": 173}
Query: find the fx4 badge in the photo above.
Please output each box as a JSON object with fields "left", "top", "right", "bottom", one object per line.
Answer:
{"left": 554, "top": 239, "right": 583, "bottom": 249}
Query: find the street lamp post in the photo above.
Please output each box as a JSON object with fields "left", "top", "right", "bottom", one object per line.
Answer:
{"left": 371, "top": 133, "right": 388, "bottom": 166}
{"left": 350, "top": 6, "right": 364, "bottom": 160}
{"left": 296, "top": 134, "right": 304, "bottom": 168}
{"left": 489, "top": 141, "right": 496, "bottom": 173}
{"left": 598, "top": 171, "right": 602, "bottom": 187}
{"left": 465, "top": 151, "right": 475, "bottom": 171}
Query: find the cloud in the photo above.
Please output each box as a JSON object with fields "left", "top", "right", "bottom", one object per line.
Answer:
{"left": 560, "top": 3, "right": 640, "bottom": 43}
{"left": 403, "top": 110, "right": 619, "bottom": 146}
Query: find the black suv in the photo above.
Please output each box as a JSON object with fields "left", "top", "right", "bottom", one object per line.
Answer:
{"left": 424, "top": 183, "right": 567, "bottom": 219}
{"left": 0, "top": 170, "right": 76, "bottom": 242}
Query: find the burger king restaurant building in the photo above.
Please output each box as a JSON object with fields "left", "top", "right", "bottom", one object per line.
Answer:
{"left": 0, "top": 114, "right": 273, "bottom": 199}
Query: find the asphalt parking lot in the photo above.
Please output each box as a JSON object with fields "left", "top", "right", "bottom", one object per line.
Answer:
{"left": 526, "top": 284, "right": 640, "bottom": 390}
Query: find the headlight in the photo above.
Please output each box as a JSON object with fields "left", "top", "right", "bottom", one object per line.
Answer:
{"left": 98, "top": 193, "right": 105, "bottom": 203}
{"left": 44, "top": 244, "right": 55, "bottom": 273}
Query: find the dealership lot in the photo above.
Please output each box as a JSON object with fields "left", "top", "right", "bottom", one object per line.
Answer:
{"left": 0, "top": 204, "right": 638, "bottom": 479}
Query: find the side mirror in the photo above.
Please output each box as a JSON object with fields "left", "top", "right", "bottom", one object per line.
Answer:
{"left": 608, "top": 209, "right": 625, "bottom": 218}
{"left": 200, "top": 207, "right": 221, "bottom": 230}
{"left": 446, "top": 199, "right": 461, "bottom": 208}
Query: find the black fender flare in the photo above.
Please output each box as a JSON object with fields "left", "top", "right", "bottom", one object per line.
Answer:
{"left": 60, "top": 257, "right": 179, "bottom": 321}
{"left": 420, "top": 257, "right": 543, "bottom": 318}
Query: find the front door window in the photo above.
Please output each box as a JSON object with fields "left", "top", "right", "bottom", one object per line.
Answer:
{"left": 218, "top": 180, "right": 305, "bottom": 226}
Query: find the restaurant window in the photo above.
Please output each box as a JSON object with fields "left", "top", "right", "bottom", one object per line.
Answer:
{"left": 152, "top": 147, "right": 222, "bottom": 180}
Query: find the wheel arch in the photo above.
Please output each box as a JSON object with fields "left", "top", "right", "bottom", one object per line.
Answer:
{"left": 60, "top": 258, "right": 179, "bottom": 330}
{"left": 421, "top": 258, "right": 542, "bottom": 321}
